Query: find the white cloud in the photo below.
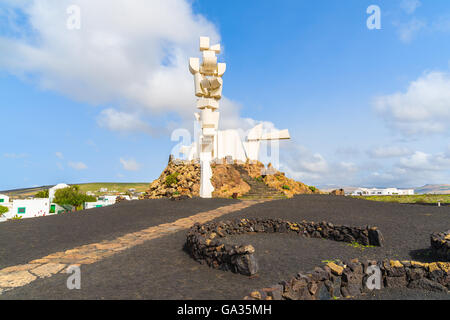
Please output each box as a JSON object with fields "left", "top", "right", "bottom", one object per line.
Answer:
{"left": 432, "top": 14, "right": 450, "bottom": 33}
{"left": 68, "top": 161, "right": 88, "bottom": 170}
{"left": 97, "top": 108, "right": 160, "bottom": 135}
{"left": 399, "top": 151, "right": 450, "bottom": 171}
{"left": 339, "top": 162, "right": 358, "bottom": 173}
{"left": 55, "top": 151, "right": 64, "bottom": 159}
{"left": 0, "top": 0, "right": 288, "bottom": 138}
{"left": 395, "top": 18, "right": 426, "bottom": 43}
{"left": 280, "top": 143, "right": 450, "bottom": 188}
{"left": 374, "top": 72, "right": 450, "bottom": 135}
{"left": 400, "top": 0, "right": 421, "bottom": 14}
{"left": 364, "top": 150, "right": 450, "bottom": 187}
{"left": 0, "top": 0, "right": 219, "bottom": 120}
{"left": 368, "top": 146, "right": 413, "bottom": 158}
{"left": 280, "top": 145, "right": 334, "bottom": 184}
{"left": 120, "top": 158, "right": 141, "bottom": 171}
{"left": 3, "top": 153, "right": 28, "bottom": 159}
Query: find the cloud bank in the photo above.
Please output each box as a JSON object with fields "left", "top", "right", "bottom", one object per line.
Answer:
{"left": 0, "top": 0, "right": 223, "bottom": 126}
{"left": 374, "top": 72, "right": 450, "bottom": 135}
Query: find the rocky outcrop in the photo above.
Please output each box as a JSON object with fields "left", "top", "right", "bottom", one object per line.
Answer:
{"left": 141, "top": 160, "right": 201, "bottom": 199}
{"left": 260, "top": 164, "right": 321, "bottom": 198}
{"left": 115, "top": 196, "right": 127, "bottom": 204}
{"left": 330, "top": 189, "right": 345, "bottom": 196}
{"left": 431, "top": 231, "right": 450, "bottom": 261}
{"left": 233, "top": 165, "right": 286, "bottom": 200}
{"left": 142, "top": 158, "right": 320, "bottom": 199}
{"left": 211, "top": 164, "right": 250, "bottom": 198}
{"left": 185, "top": 218, "right": 384, "bottom": 276}
{"left": 245, "top": 259, "right": 450, "bottom": 300}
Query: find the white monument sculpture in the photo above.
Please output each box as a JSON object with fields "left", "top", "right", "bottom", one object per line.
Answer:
{"left": 184, "top": 37, "right": 291, "bottom": 198}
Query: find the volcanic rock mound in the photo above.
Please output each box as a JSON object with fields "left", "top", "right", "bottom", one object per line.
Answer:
{"left": 141, "top": 158, "right": 320, "bottom": 199}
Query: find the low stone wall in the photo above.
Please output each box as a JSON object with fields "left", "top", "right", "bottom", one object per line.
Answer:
{"left": 185, "top": 218, "right": 384, "bottom": 276}
{"left": 431, "top": 230, "right": 450, "bottom": 261}
{"left": 244, "top": 259, "right": 450, "bottom": 300}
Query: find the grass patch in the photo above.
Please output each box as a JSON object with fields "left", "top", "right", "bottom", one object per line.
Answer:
{"left": 347, "top": 242, "right": 375, "bottom": 251}
{"left": 321, "top": 259, "right": 341, "bottom": 264}
{"left": 165, "top": 173, "right": 180, "bottom": 187}
{"left": 351, "top": 194, "right": 450, "bottom": 204}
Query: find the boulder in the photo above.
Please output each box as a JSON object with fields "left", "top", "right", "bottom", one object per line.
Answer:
{"left": 330, "top": 189, "right": 345, "bottom": 196}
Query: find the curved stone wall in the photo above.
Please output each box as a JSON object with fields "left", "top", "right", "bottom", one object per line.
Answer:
{"left": 431, "top": 230, "right": 450, "bottom": 261}
{"left": 244, "top": 258, "right": 450, "bottom": 300}
{"left": 185, "top": 218, "right": 384, "bottom": 276}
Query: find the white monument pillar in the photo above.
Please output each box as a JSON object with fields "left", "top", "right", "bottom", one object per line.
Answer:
{"left": 189, "top": 37, "right": 226, "bottom": 198}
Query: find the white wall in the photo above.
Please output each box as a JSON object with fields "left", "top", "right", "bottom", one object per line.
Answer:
{"left": 99, "top": 195, "right": 118, "bottom": 205}
{"left": 49, "top": 183, "right": 69, "bottom": 202}
{"left": 0, "top": 194, "right": 9, "bottom": 204}
{"left": 7, "top": 199, "right": 51, "bottom": 219}
{"left": 84, "top": 201, "right": 107, "bottom": 210}
{"left": 352, "top": 188, "right": 414, "bottom": 196}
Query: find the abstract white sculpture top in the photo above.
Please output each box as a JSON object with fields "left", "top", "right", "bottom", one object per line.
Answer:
{"left": 183, "top": 36, "right": 291, "bottom": 165}
{"left": 189, "top": 36, "right": 226, "bottom": 111}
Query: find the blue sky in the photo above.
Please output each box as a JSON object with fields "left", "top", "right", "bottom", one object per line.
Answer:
{"left": 1, "top": 0, "right": 450, "bottom": 190}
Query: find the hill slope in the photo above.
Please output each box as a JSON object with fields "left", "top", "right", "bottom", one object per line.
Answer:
{"left": 414, "top": 184, "right": 450, "bottom": 195}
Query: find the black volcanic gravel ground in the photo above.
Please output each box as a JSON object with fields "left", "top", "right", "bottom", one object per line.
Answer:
{"left": 1, "top": 195, "right": 449, "bottom": 300}
{"left": 0, "top": 198, "right": 238, "bottom": 269}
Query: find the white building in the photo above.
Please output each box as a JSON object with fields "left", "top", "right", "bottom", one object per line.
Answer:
{"left": 5, "top": 199, "right": 53, "bottom": 219}
{"left": 84, "top": 201, "right": 106, "bottom": 210}
{"left": 0, "top": 194, "right": 10, "bottom": 204}
{"left": 49, "top": 183, "right": 70, "bottom": 203}
{"left": 84, "top": 195, "right": 124, "bottom": 210}
{"left": 351, "top": 188, "right": 414, "bottom": 196}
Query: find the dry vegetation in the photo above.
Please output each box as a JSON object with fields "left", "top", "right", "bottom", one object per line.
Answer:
{"left": 352, "top": 194, "right": 450, "bottom": 204}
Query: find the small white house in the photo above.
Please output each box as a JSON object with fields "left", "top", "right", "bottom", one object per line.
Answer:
{"left": 83, "top": 195, "right": 132, "bottom": 210}
{"left": 0, "top": 194, "right": 9, "bottom": 204}
{"left": 351, "top": 188, "right": 414, "bottom": 196}
{"left": 102, "top": 195, "right": 118, "bottom": 202}
{"left": 84, "top": 201, "right": 106, "bottom": 210}
{"left": 84, "top": 195, "right": 117, "bottom": 210}
{"left": 7, "top": 199, "right": 52, "bottom": 219}
{"left": 49, "top": 183, "right": 70, "bottom": 202}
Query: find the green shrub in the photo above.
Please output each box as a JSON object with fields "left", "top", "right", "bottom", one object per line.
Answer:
{"left": 10, "top": 215, "right": 22, "bottom": 220}
{"left": 282, "top": 185, "right": 291, "bottom": 190}
{"left": 308, "top": 186, "right": 317, "bottom": 193}
{"left": 35, "top": 189, "right": 49, "bottom": 198}
{"left": 165, "top": 172, "right": 180, "bottom": 187}
{"left": 0, "top": 205, "right": 9, "bottom": 216}
{"left": 53, "top": 185, "right": 97, "bottom": 207}
{"left": 255, "top": 176, "right": 264, "bottom": 183}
